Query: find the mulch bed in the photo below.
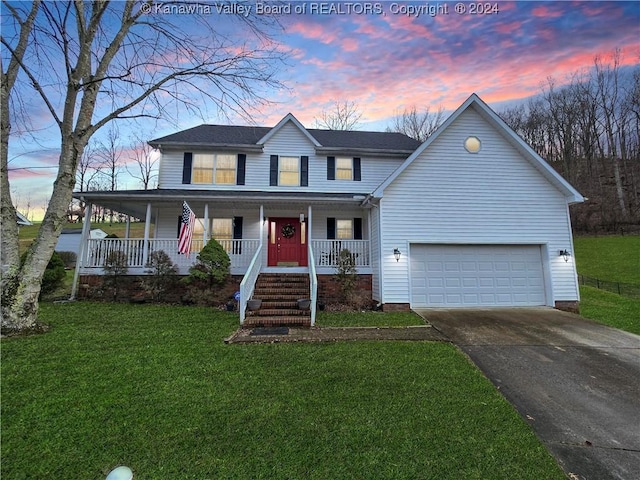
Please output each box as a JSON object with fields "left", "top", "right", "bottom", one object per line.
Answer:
{"left": 225, "top": 325, "right": 448, "bottom": 344}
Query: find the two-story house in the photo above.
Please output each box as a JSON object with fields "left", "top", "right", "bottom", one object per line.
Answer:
{"left": 73, "top": 94, "right": 584, "bottom": 326}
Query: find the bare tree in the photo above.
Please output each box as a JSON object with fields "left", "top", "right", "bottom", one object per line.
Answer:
{"left": 1, "top": 1, "right": 285, "bottom": 332}
{"left": 97, "top": 124, "right": 123, "bottom": 224}
{"left": 1, "top": 0, "right": 40, "bottom": 312}
{"left": 315, "top": 100, "right": 363, "bottom": 130}
{"left": 126, "top": 133, "right": 158, "bottom": 190}
{"left": 388, "top": 105, "right": 444, "bottom": 142}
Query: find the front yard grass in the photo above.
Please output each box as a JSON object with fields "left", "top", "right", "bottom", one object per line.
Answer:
{"left": 1, "top": 302, "right": 564, "bottom": 480}
{"left": 316, "top": 310, "right": 425, "bottom": 327}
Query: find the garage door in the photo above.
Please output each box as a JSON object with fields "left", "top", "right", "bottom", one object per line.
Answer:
{"left": 410, "top": 244, "right": 546, "bottom": 307}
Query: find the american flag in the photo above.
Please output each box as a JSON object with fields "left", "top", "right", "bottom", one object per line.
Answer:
{"left": 178, "top": 201, "right": 196, "bottom": 255}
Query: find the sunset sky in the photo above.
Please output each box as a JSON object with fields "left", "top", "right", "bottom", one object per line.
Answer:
{"left": 5, "top": 1, "right": 640, "bottom": 220}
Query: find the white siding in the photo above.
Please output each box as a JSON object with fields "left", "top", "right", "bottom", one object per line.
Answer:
{"left": 380, "top": 107, "right": 579, "bottom": 305}
{"left": 158, "top": 120, "right": 405, "bottom": 192}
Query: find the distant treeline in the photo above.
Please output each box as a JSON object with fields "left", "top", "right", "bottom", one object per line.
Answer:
{"left": 499, "top": 50, "right": 639, "bottom": 234}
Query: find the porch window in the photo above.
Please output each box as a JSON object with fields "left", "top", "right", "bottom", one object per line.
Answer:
{"left": 212, "top": 218, "right": 233, "bottom": 241}
{"left": 336, "top": 157, "right": 353, "bottom": 180}
{"left": 279, "top": 156, "right": 300, "bottom": 186}
{"left": 192, "top": 154, "right": 236, "bottom": 185}
{"left": 336, "top": 219, "right": 353, "bottom": 239}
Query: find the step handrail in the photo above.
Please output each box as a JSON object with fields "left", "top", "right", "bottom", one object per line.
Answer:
{"left": 308, "top": 243, "right": 318, "bottom": 326}
{"left": 239, "top": 243, "right": 263, "bottom": 325}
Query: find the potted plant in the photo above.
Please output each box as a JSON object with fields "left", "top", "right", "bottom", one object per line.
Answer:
{"left": 297, "top": 298, "right": 311, "bottom": 310}
{"left": 247, "top": 298, "right": 262, "bottom": 310}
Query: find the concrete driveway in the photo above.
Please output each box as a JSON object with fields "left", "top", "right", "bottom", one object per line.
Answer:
{"left": 415, "top": 307, "right": 640, "bottom": 480}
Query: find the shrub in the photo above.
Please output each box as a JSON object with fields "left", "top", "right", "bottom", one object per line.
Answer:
{"left": 335, "top": 248, "right": 357, "bottom": 302}
{"left": 144, "top": 250, "right": 178, "bottom": 301}
{"left": 19, "top": 251, "right": 66, "bottom": 296}
{"left": 103, "top": 250, "right": 129, "bottom": 298}
{"left": 187, "top": 238, "right": 230, "bottom": 286}
{"left": 56, "top": 251, "right": 77, "bottom": 269}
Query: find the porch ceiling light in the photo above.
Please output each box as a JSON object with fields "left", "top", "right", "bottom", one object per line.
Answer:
{"left": 559, "top": 249, "right": 571, "bottom": 262}
{"left": 393, "top": 248, "right": 401, "bottom": 262}
{"left": 299, "top": 213, "right": 305, "bottom": 223}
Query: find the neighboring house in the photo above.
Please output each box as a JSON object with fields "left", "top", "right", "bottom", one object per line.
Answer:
{"left": 56, "top": 228, "right": 108, "bottom": 256}
{"left": 73, "top": 94, "right": 584, "bottom": 324}
{"left": 16, "top": 211, "right": 32, "bottom": 226}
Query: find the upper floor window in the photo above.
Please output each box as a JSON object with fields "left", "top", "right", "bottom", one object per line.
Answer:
{"left": 270, "top": 155, "right": 309, "bottom": 187}
{"left": 279, "top": 156, "right": 300, "bottom": 186}
{"left": 327, "top": 156, "right": 361, "bottom": 181}
{"left": 192, "top": 153, "right": 236, "bottom": 185}
{"left": 336, "top": 157, "right": 353, "bottom": 180}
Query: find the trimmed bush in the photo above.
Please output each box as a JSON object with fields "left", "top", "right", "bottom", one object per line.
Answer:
{"left": 187, "top": 238, "right": 230, "bottom": 286}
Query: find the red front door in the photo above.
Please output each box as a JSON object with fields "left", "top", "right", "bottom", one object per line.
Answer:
{"left": 268, "top": 217, "right": 307, "bottom": 266}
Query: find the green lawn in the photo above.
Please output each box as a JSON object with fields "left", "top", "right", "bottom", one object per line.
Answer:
{"left": 1, "top": 303, "right": 565, "bottom": 480}
{"left": 316, "top": 310, "right": 425, "bottom": 327}
{"left": 574, "top": 235, "right": 640, "bottom": 284}
{"left": 573, "top": 235, "right": 640, "bottom": 334}
{"left": 580, "top": 286, "right": 640, "bottom": 335}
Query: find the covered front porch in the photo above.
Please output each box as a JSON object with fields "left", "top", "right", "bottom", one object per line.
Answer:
{"left": 72, "top": 189, "right": 375, "bottom": 325}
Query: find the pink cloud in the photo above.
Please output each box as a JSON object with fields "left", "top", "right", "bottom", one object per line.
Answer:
{"left": 531, "top": 5, "right": 564, "bottom": 18}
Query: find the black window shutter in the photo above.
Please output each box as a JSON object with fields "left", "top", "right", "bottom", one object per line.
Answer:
{"left": 353, "top": 157, "right": 361, "bottom": 181}
{"left": 233, "top": 216, "right": 243, "bottom": 254}
{"left": 236, "top": 154, "right": 246, "bottom": 185}
{"left": 301, "top": 156, "right": 309, "bottom": 187}
{"left": 354, "top": 218, "right": 363, "bottom": 240}
{"left": 327, "top": 217, "right": 336, "bottom": 240}
{"left": 233, "top": 216, "right": 243, "bottom": 239}
{"left": 327, "top": 156, "right": 335, "bottom": 180}
{"left": 177, "top": 216, "right": 182, "bottom": 237}
{"left": 269, "top": 155, "right": 278, "bottom": 186}
{"left": 182, "top": 152, "right": 193, "bottom": 184}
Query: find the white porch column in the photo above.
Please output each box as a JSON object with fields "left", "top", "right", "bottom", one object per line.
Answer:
{"left": 125, "top": 215, "right": 131, "bottom": 239}
{"left": 142, "top": 202, "right": 152, "bottom": 267}
{"left": 307, "top": 205, "right": 313, "bottom": 242}
{"left": 70, "top": 201, "right": 93, "bottom": 299}
{"left": 203, "top": 203, "right": 209, "bottom": 242}
{"left": 259, "top": 205, "right": 264, "bottom": 247}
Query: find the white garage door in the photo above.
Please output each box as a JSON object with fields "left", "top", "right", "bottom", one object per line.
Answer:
{"left": 410, "top": 244, "right": 546, "bottom": 307}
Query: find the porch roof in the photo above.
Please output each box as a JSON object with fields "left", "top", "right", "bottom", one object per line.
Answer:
{"left": 74, "top": 189, "right": 369, "bottom": 220}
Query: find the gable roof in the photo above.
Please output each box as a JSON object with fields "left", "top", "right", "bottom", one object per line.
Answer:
{"left": 373, "top": 93, "right": 584, "bottom": 204}
{"left": 149, "top": 116, "right": 420, "bottom": 155}
{"left": 257, "top": 113, "right": 321, "bottom": 147}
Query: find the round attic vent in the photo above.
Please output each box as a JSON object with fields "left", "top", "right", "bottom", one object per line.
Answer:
{"left": 464, "top": 136, "right": 481, "bottom": 153}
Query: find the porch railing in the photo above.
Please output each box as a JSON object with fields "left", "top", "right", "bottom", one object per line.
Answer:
{"left": 82, "top": 238, "right": 260, "bottom": 271}
{"left": 239, "top": 243, "right": 263, "bottom": 325}
{"left": 308, "top": 243, "right": 318, "bottom": 326}
{"left": 311, "top": 240, "right": 370, "bottom": 268}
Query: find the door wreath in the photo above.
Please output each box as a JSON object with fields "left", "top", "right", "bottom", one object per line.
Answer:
{"left": 281, "top": 223, "right": 295, "bottom": 238}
